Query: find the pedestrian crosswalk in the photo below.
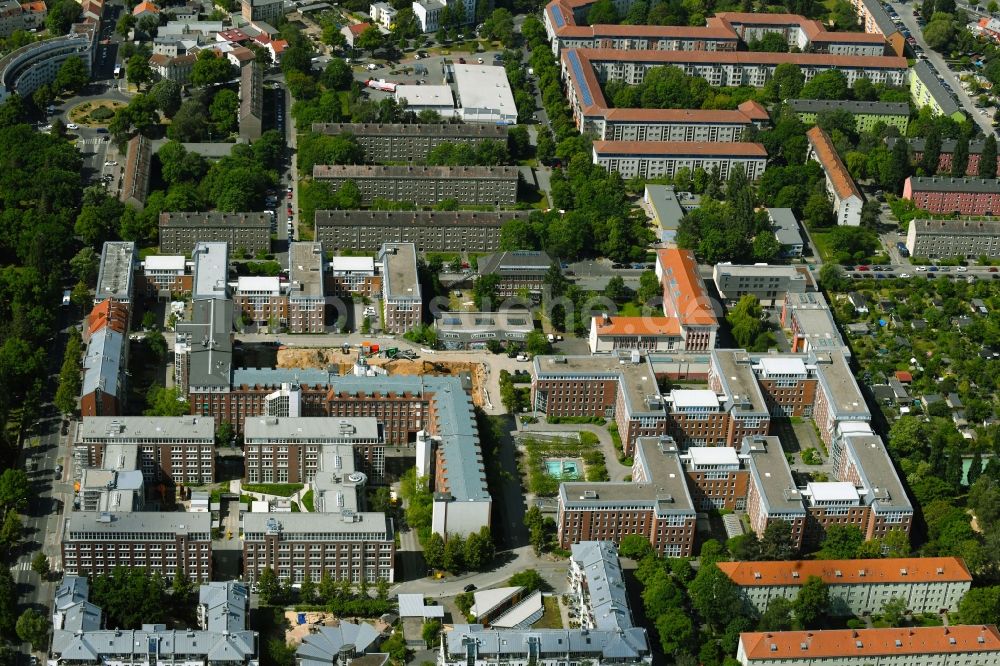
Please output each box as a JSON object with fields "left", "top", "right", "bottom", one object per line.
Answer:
{"left": 11, "top": 560, "right": 31, "bottom": 572}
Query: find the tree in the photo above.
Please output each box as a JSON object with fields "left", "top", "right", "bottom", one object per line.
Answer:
{"left": 126, "top": 54, "right": 153, "bottom": 89}
{"left": 0, "top": 469, "right": 29, "bottom": 511}
{"left": 144, "top": 385, "right": 189, "bottom": 416}
{"left": 149, "top": 79, "right": 182, "bottom": 118}
{"left": 423, "top": 531, "right": 445, "bottom": 570}
{"left": 463, "top": 526, "right": 494, "bottom": 571}
{"left": 619, "top": 534, "right": 654, "bottom": 559}
{"left": 923, "top": 17, "right": 956, "bottom": 52}
{"left": 881, "top": 596, "right": 908, "bottom": 626}
{"left": 586, "top": 0, "right": 619, "bottom": 24}
{"left": 356, "top": 26, "right": 383, "bottom": 55}
{"left": 603, "top": 275, "right": 631, "bottom": 302}
{"left": 473, "top": 273, "right": 501, "bottom": 310}
{"left": 257, "top": 567, "right": 280, "bottom": 605}
{"left": 0, "top": 568, "right": 14, "bottom": 637}
{"left": 818, "top": 263, "right": 847, "bottom": 291}
{"left": 756, "top": 596, "right": 794, "bottom": 632}
{"left": 656, "top": 607, "right": 696, "bottom": 656}
{"left": 793, "top": 576, "right": 829, "bottom": 628}
{"left": 804, "top": 192, "right": 835, "bottom": 228}
{"left": 508, "top": 569, "right": 546, "bottom": 593}
{"left": 482, "top": 8, "right": 515, "bottom": 46}
{"left": 525, "top": 330, "right": 551, "bottom": 356}
{"left": 422, "top": 619, "right": 442, "bottom": 648}
{"left": 116, "top": 13, "right": 136, "bottom": 37}
{"left": 167, "top": 100, "right": 209, "bottom": 142}
{"left": 689, "top": 563, "right": 743, "bottom": 629}
{"left": 951, "top": 135, "right": 970, "bottom": 176}
{"left": 146, "top": 329, "right": 167, "bottom": 359}
{"left": 31, "top": 552, "right": 49, "bottom": 578}
{"left": 443, "top": 534, "right": 465, "bottom": 572}
{"left": 637, "top": 270, "right": 660, "bottom": 304}
{"left": 172, "top": 569, "right": 194, "bottom": 602}
{"left": 817, "top": 525, "right": 864, "bottom": 559}
{"left": 759, "top": 521, "right": 797, "bottom": 560}
{"left": 45, "top": 0, "right": 79, "bottom": 34}
{"left": 210, "top": 89, "right": 239, "bottom": 134}
{"left": 15, "top": 608, "right": 48, "bottom": 651}
{"left": 55, "top": 56, "right": 89, "bottom": 94}
{"left": 321, "top": 58, "right": 353, "bottom": 90}
{"left": 921, "top": 127, "right": 942, "bottom": 175}
{"left": 727, "top": 295, "right": 764, "bottom": 349}
{"left": 190, "top": 50, "right": 235, "bottom": 87}
{"left": 958, "top": 586, "right": 1000, "bottom": 624}
{"left": 981, "top": 135, "right": 998, "bottom": 179}
{"left": 800, "top": 70, "right": 849, "bottom": 101}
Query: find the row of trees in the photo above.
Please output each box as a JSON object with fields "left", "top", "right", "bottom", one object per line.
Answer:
{"left": 422, "top": 527, "right": 496, "bottom": 573}
{"left": 258, "top": 567, "right": 392, "bottom": 616}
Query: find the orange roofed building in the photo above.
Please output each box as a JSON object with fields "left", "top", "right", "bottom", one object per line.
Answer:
{"left": 719, "top": 557, "right": 972, "bottom": 616}
{"left": 737, "top": 625, "right": 1000, "bottom": 665}
{"left": 655, "top": 246, "right": 718, "bottom": 351}
{"left": 80, "top": 300, "right": 130, "bottom": 417}
{"left": 588, "top": 314, "right": 682, "bottom": 354}
{"left": 807, "top": 125, "right": 864, "bottom": 226}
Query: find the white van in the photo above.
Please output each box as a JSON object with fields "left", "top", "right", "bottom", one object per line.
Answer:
{"left": 62, "top": 290, "right": 71, "bottom": 306}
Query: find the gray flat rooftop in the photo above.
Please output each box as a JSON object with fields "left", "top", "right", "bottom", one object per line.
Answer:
{"left": 842, "top": 433, "right": 912, "bottom": 511}
{"left": 561, "top": 438, "right": 694, "bottom": 515}
{"left": 243, "top": 416, "right": 380, "bottom": 443}
{"left": 176, "top": 298, "right": 233, "bottom": 389}
{"left": 711, "top": 349, "right": 769, "bottom": 415}
{"left": 435, "top": 310, "right": 534, "bottom": 333}
{"left": 742, "top": 435, "right": 805, "bottom": 516}
{"left": 316, "top": 209, "right": 526, "bottom": 228}
{"left": 288, "top": 242, "right": 325, "bottom": 299}
{"left": 242, "top": 511, "right": 392, "bottom": 537}
{"left": 192, "top": 242, "right": 229, "bottom": 299}
{"left": 816, "top": 352, "right": 870, "bottom": 420}
{"left": 379, "top": 242, "right": 420, "bottom": 303}
{"left": 160, "top": 211, "right": 271, "bottom": 227}
{"left": 912, "top": 218, "right": 1000, "bottom": 235}
{"left": 95, "top": 242, "right": 136, "bottom": 302}
{"left": 477, "top": 251, "right": 552, "bottom": 275}
{"left": 534, "top": 355, "right": 663, "bottom": 416}
{"left": 768, "top": 208, "right": 803, "bottom": 246}
{"left": 65, "top": 511, "right": 212, "bottom": 538}
{"left": 311, "top": 122, "right": 507, "bottom": 138}
{"left": 644, "top": 184, "right": 685, "bottom": 232}
{"left": 907, "top": 176, "right": 1000, "bottom": 193}
{"left": 78, "top": 416, "right": 215, "bottom": 442}
{"left": 313, "top": 165, "right": 519, "bottom": 179}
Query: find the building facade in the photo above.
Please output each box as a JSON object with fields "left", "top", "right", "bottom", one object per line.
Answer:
{"left": 378, "top": 242, "right": 421, "bottom": 334}
{"left": 807, "top": 126, "right": 863, "bottom": 226}
{"left": 718, "top": 557, "right": 972, "bottom": 616}
{"left": 788, "top": 98, "right": 909, "bottom": 133}
{"left": 314, "top": 210, "right": 527, "bottom": 253}
{"left": 737, "top": 625, "right": 1000, "bottom": 666}
{"left": 159, "top": 212, "right": 271, "bottom": 255}
{"left": 311, "top": 122, "right": 508, "bottom": 162}
{"left": 0, "top": 20, "right": 96, "bottom": 102}
{"left": 592, "top": 140, "right": 768, "bottom": 180}
{"left": 903, "top": 176, "right": 1000, "bottom": 216}
{"left": 910, "top": 60, "right": 966, "bottom": 122}
{"left": 312, "top": 165, "right": 519, "bottom": 206}
{"left": 287, "top": 242, "right": 326, "bottom": 333}
{"left": 434, "top": 310, "right": 534, "bottom": 350}
{"left": 712, "top": 263, "right": 811, "bottom": 305}
{"left": 476, "top": 251, "right": 552, "bottom": 302}
{"left": 906, "top": 217, "right": 1000, "bottom": 259}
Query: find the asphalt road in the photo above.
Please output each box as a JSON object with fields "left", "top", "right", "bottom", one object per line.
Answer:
{"left": 889, "top": 1, "right": 994, "bottom": 135}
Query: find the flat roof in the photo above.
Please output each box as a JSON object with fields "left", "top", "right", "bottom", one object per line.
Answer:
{"left": 671, "top": 389, "right": 720, "bottom": 409}
{"left": 807, "top": 480, "right": 860, "bottom": 503}
{"left": 533, "top": 355, "right": 663, "bottom": 416}
{"left": 711, "top": 349, "right": 769, "bottom": 415}
{"left": 911, "top": 218, "right": 1000, "bottom": 235}
{"left": 236, "top": 276, "right": 280, "bottom": 293}
{"left": 688, "top": 446, "right": 740, "bottom": 466}
{"left": 398, "top": 594, "right": 446, "bottom": 618}
{"left": 65, "top": 511, "right": 212, "bottom": 538}
{"left": 175, "top": 298, "right": 233, "bottom": 389}
{"left": 757, "top": 356, "right": 807, "bottom": 377}
{"left": 144, "top": 255, "right": 186, "bottom": 271}
{"left": 378, "top": 242, "right": 420, "bottom": 303}
{"left": 330, "top": 256, "right": 375, "bottom": 272}
{"left": 394, "top": 84, "right": 454, "bottom": 108}
{"left": 453, "top": 64, "right": 517, "bottom": 121}
{"left": 435, "top": 311, "right": 534, "bottom": 333}
{"left": 79, "top": 416, "right": 214, "bottom": 442}
{"left": 243, "top": 416, "right": 380, "bottom": 442}
{"left": 242, "top": 511, "right": 392, "bottom": 536}
{"left": 192, "top": 242, "right": 229, "bottom": 299}
{"left": 841, "top": 433, "right": 912, "bottom": 511}
{"left": 96, "top": 242, "right": 136, "bottom": 302}
{"left": 742, "top": 436, "right": 805, "bottom": 515}
{"left": 816, "top": 352, "right": 869, "bottom": 419}
{"left": 289, "top": 242, "right": 324, "bottom": 299}
{"left": 644, "top": 185, "right": 685, "bottom": 232}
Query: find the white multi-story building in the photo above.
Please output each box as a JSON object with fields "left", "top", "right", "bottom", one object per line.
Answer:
{"left": 369, "top": 2, "right": 397, "bottom": 29}
{"left": 412, "top": 0, "right": 445, "bottom": 32}
{"left": 378, "top": 242, "right": 421, "bottom": 334}
{"left": 712, "top": 263, "right": 811, "bottom": 306}
{"left": 906, "top": 218, "right": 1000, "bottom": 259}
{"left": 718, "top": 557, "right": 972, "bottom": 616}
{"left": 592, "top": 140, "right": 768, "bottom": 180}
{"left": 0, "top": 21, "right": 96, "bottom": 102}
{"left": 807, "top": 126, "right": 863, "bottom": 226}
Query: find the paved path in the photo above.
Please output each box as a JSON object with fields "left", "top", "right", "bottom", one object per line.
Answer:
{"left": 517, "top": 421, "right": 631, "bottom": 481}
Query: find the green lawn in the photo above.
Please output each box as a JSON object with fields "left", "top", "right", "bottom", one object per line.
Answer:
{"left": 301, "top": 489, "right": 314, "bottom": 512}
{"left": 534, "top": 596, "right": 563, "bottom": 629}
{"left": 242, "top": 483, "right": 304, "bottom": 497}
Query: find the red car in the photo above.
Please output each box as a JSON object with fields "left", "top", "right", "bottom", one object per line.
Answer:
{"left": 990, "top": 267, "right": 999, "bottom": 272}
{"left": 856, "top": 265, "right": 870, "bottom": 271}
{"left": 286, "top": 191, "right": 292, "bottom": 200}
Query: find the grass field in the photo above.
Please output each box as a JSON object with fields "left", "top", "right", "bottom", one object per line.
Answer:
{"left": 535, "top": 596, "right": 563, "bottom": 629}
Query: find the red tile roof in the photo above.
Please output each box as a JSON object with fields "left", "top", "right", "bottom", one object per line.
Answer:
{"left": 657, "top": 247, "right": 717, "bottom": 327}
{"left": 718, "top": 557, "right": 972, "bottom": 587}
{"left": 86, "top": 300, "right": 129, "bottom": 337}
{"left": 807, "top": 126, "right": 862, "bottom": 201}
{"left": 739, "top": 625, "right": 1000, "bottom": 661}
{"left": 349, "top": 22, "right": 372, "bottom": 36}
{"left": 895, "top": 370, "right": 913, "bottom": 383}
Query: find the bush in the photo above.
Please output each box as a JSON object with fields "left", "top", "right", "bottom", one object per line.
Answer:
{"left": 90, "top": 106, "right": 114, "bottom": 121}
{"left": 547, "top": 415, "right": 606, "bottom": 425}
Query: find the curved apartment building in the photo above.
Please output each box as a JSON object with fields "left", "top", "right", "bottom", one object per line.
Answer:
{"left": 0, "top": 21, "right": 95, "bottom": 102}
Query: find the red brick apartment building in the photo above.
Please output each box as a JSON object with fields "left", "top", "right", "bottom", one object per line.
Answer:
{"left": 903, "top": 176, "right": 1000, "bottom": 215}
{"left": 558, "top": 437, "right": 698, "bottom": 557}
{"left": 894, "top": 137, "right": 1000, "bottom": 177}
{"left": 73, "top": 416, "right": 216, "bottom": 485}
{"left": 80, "top": 300, "right": 130, "bottom": 418}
